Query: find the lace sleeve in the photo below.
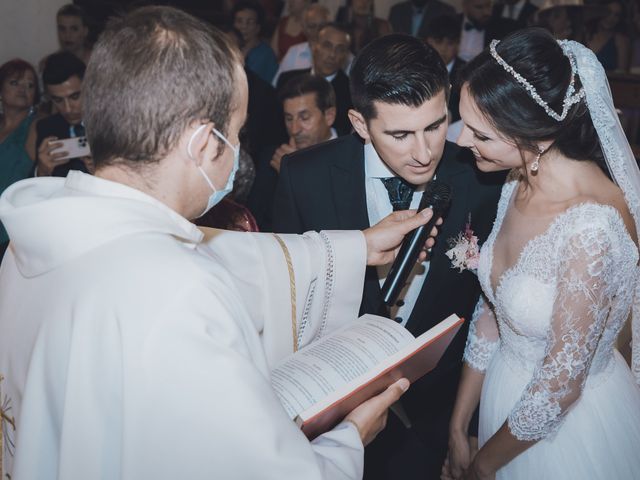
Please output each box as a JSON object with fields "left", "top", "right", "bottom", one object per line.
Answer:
{"left": 463, "top": 294, "right": 499, "bottom": 372}
{"left": 632, "top": 275, "right": 640, "bottom": 385}
{"left": 507, "top": 225, "right": 615, "bottom": 441}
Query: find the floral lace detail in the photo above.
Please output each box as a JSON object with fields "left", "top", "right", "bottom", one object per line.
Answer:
{"left": 567, "top": 41, "right": 640, "bottom": 384}
{"left": 634, "top": 279, "right": 640, "bottom": 381}
{"left": 476, "top": 181, "right": 639, "bottom": 441}
{"left": 464, "top": 296, "right": 499, "bottom": 372}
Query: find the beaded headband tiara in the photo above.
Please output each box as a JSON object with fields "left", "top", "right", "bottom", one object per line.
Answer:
{"left": 489, "top": 39, "right": 585, "bottom": 122}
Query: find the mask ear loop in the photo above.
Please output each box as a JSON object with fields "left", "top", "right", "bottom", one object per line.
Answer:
{"left": 187, "top": 124, "right": 208, "bottom": 160}
{"left": 187, "top": 124, "right": 218, "bottom": 193}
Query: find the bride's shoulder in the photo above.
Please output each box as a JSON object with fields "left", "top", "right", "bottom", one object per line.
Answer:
{"left": 554, "top": 201, "right": 635, "bottom": 250}
{"left": 566, "top": 182, "right": 638, "bottom": 246}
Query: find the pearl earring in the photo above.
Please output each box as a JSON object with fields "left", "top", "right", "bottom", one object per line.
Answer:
{"left": 531, "top": 147, "right": 544, "bottom": 173}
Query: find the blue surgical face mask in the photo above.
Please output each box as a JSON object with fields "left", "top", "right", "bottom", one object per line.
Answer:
{"left": 187, "top": 124, "right": 240, "bottom": 217}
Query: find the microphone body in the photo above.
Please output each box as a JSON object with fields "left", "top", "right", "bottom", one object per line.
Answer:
{"left": 380, "top": 180, "right": 452, "bottom": 309}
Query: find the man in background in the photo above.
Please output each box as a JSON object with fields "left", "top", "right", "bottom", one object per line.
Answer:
{"left": 425, "top": 15, "right": 466, "bottom": 122}
{"left": 249, "top": 74, "right": 337, "bottom": 230}
{"left": 272, "top": 4, "right": 331, "bottom": 86}
{"left": 26, "top": 51, "right": 91, "bottom": 177}
{"left": 276, "top": 23, "right": 353, "bottom": 135}
{"left": 457, "top": 0, "right": 518, "bottom": 62}
{"left": 388, "top": 0, "right": 455, "bottom": 38}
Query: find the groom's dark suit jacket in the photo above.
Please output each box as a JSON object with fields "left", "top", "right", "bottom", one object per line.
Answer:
{"left": 272, "top": 133, "right": 504, "bottom": 479}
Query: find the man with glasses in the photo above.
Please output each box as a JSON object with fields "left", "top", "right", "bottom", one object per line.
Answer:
{"left": 277, "top": 23, "right": 353, "bottom": 135}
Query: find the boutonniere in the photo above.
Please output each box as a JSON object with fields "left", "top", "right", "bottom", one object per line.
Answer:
{"left": 445, "top": 216, "right": 479, "bottom": 273}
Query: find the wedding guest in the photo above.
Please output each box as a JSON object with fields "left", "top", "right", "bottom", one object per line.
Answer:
{"left": 535, "top": 0, "right": 585, "bottom": 42}
{"left": 25, "top": 52, "right": 91, "bottom": 177}
{"left": 491, "top": 0, "right": 538, "bottom": 29}
{"left": 225, "top": 27, "right": 287, "bottom": 161}
{"left": 233, "top": 0, "right": 279, "bottom": 83}
{"left": 276, "top": 23, "right": 353, "bottom": 135}
{"left": 335, "top": 0, "right": 392, "bottom": 54}
{"left": 273, "top": 4, "right": 331, "bottom": 86}
{"left": 0, "top": 59, "right": 39, "bottom": 250}
{"left": 272, "top": 34, "right": 504, "bottom": 480}
{"left": 388, "top": 0, "right": 455, "bottom": 38}
{"left": 41, "top": 4, "right": 92, "bottom": 69}
{"left": 0, "top": 6, "right": 437, "bottom": 479}
{"left": 426, "top": 15, "right": 467, "bottom": 122}
{"left": 586, "top": 0, "right": 630, "bottom": 72}
{"left": 457, "top": 0, "right": 519, "bottom": 62}
{"left": 444, "top": 27, "right": 640, "bottom": 480}
{"left": 248, "top": 74, "right": 337, "bottom": 230}
{"left": 271, "top": 0, "right": 310, "bottom": 60}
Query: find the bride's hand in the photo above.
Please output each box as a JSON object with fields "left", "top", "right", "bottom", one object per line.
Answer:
{"left": 442, "top": 430, "right": 473, "bottom": 479}
{"left": 461, "top": 459, "right": 496, "bottom": 480}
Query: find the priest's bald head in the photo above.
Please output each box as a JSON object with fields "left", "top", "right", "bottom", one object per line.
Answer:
{"left": 83, "top": 6, "right": 248, "bottom": 220}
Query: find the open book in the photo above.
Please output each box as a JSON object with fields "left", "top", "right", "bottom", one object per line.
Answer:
{"left": 271, "top": 313, "right": 463, "bottom": 440}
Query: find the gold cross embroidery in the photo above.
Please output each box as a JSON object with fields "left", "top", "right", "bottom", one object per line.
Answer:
{"left": 0, "top": 375, "right": 16, "bottom": 480}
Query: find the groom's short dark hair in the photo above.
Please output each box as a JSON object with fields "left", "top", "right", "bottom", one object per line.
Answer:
{"left": 349, "top": 34, "right": 450, "bottom": 123}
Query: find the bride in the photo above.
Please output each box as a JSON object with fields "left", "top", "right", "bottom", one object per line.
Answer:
{"left": 442, "top": 28, "right": 640, "bottom": 480}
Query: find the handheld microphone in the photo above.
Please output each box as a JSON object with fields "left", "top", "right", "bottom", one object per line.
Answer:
{"left": 380, "top": 180, "right": 452, "bottom": 309}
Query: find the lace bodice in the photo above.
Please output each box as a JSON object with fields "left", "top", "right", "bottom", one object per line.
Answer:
{"left": 464, "top": 180, "right": 640, "bottom": 441}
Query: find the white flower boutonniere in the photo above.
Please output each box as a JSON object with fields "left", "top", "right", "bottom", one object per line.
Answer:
{"left": 446, "top": 217, "right": 480, "bottom": 273}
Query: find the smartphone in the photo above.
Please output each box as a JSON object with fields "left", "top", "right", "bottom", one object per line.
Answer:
{"left": 50, "top": 136, "right": 91, "bottom": 160}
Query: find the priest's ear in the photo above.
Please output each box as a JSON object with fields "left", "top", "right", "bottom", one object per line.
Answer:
{"left": 184, "top": 122, "right": 218, "bottom": 166}
{"left": 348, "top": 109, "right": 371, "bottom": 142}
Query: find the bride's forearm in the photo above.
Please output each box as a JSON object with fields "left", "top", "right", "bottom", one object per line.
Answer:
{"left": 471, "top": 423, "right": 536, "bottom": 476}
{"left": 450, "top": 363, "right": 485, "bottom": 435}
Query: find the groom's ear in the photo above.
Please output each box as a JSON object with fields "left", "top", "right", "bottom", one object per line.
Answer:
{"left": 349, "top": 109, "right": 371, "bottom": 142}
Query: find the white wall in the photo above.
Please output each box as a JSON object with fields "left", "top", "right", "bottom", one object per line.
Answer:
{"left": 0, "top": 0, "right": 68, "bottom": 69}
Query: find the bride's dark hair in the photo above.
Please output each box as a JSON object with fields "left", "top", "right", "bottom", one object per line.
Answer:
{"left": 460, "top": 28, "right": 607, "bottom": 172}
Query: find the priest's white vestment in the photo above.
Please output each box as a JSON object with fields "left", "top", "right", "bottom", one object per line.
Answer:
{"left": 0, "top": 171, "right": 368, "bottom": 480}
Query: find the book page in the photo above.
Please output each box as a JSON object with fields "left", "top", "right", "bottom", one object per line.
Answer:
{"left": 271, "top": 315, "right": 415, "bottom": 419}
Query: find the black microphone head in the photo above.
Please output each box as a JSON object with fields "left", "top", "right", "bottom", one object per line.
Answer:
{"left": 419, "top": 180, "right": 452, "bottom": 214}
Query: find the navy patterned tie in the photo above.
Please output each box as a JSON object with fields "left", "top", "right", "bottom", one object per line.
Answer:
{"left": 380, "top": 177, "right": 415, "bottom": 211}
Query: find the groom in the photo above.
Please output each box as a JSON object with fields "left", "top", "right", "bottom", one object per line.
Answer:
{"left": 272, "top": 34, "right": 504, "bottom": 479}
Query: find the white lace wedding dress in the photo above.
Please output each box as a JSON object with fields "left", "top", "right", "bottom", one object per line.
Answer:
{"left": 465, "top": 180, "right": 640, "bottom": 479}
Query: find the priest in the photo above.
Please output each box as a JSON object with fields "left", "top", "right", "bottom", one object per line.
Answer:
{"left": 0, "top": 6, "right": 437, "bottom": 480}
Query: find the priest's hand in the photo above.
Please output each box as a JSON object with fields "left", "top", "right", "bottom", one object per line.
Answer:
{"left": 344, "top": 378, "right": 410, "bottom": 446}
{"left": 363, "top": 209, "right": 440, "bottom": 266}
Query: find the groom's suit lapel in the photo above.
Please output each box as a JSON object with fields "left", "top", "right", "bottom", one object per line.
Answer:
{"left": 329, "top": 136, "right": 370, "bottom": 231}
{"left": 328, "top": 137, "right": 393, "bottom": 316}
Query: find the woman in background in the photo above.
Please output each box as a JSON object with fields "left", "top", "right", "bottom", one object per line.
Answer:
{"left": 0, "top": 59, "right": 39, "bottom": 248}
{"left": 586, "top": 0, "right": 630, "bottom": 72}
{"left": 335, "top": 0, "right": 391, "bottom": 54}
{"left": 233, "top": 0, "right": 279, "bottom": 84}
{"left": 271, "top": 0, "right": 309, "bottom": 60}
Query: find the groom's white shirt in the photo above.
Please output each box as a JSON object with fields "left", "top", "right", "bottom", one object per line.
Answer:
{"left": 364, "top": 142, "right": 430, "bottom": 326}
